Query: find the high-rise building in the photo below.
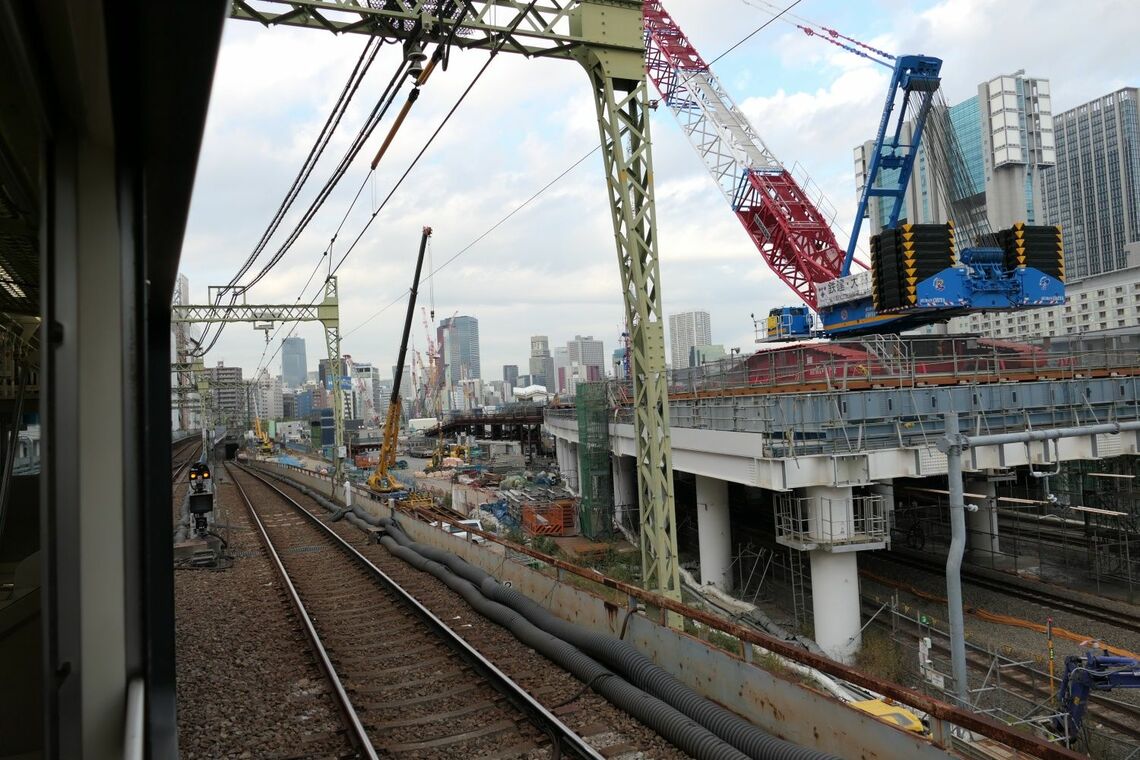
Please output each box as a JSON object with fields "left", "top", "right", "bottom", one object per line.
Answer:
{"left": 375, "top": 379, "right": 392, "bottom": 420}
{"left": 568, "top": 335, "right": 605, "bottom": 373}
{"left": 438, "top": 315, "right": 480, "bottom": 384}
{"left": 281, "top": 336, "right": 308, "bottom": 388}
{"left": 668, "top": 310, "right": 712, "bottom": 368}
{"left": 552, "top": 346, "right": 569, "bottom": 393}
{"left": 854, "top": 71, "right": 1054, "bottom": 239}
{"left": 562, "top": 335, "right": 605, "bottom": 395}
{"left": 253, "top": 369, "right": 284, "bottom": 421}
{"left": 612, "top": 348, "right": 627, "bottom": 380}
{"left": 528, "top": 335, "right": 554, "bottom": 390}
{"left": 207, "top": 362, "right": 244, "bottom": 426}
{"left": 502, "top": 364, "right": 519, "bottom": 388}
{"left": 294, "top": 389, "right": 314, "bottom": 418}
{"left": 319, "top": 357, "right": 349, "bottom": 390}
{"left": 1041, "top": 87, "right": 1140, "bottom": 279}
{"left": 977, "top": 72, "right": 1055, "bottom": 230}
{"left": 318, "top": 357, "right": 353, "bottom": 420}
{"left": 349, "top": 360, "right": 382, "bottom": 424}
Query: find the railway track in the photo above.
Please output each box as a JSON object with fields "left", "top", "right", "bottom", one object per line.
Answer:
{"left": 879, "top": 551, "right": 1140, "bottom": 636}
{"left": 171, "top": 437, "right": 202, "bottom": 483}
{"left": 228, "top": 464, "right": 604, "bottom": 760}
{"left": 858, "top": 597, "right": 1140, "bottom": 745}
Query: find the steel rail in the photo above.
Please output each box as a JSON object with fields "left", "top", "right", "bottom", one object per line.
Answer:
{"left": 235, "top": 464, "right": 605, "bottom": 760}
{"left": 262, "top": 461, "right": 1083, "bottom": 759}
{"left": 228, "top": 466, "right": 379, "bottom": 760}
{"left": 171, "top": 440, "right": 202, "bottom": 484}
{"left": 857, "top": 598, "right": 1140, "bottom": 744}
{"left": 881, "top": 552, "right": 1140, "bottom": 635}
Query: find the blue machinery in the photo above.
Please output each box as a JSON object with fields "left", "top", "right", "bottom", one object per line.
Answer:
{"left": 1054, "top": 651, "right": 1140, "bottom": 741}
{"left": 767, "top": 54, "right": 1065, "bottom": 340}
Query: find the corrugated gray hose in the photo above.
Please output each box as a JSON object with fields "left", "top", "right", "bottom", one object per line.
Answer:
{"left": 379, "top": 534, "right": 751, "bottom": 760}
{"left": 376, "top": 519, "right": 835, "bottom": 760}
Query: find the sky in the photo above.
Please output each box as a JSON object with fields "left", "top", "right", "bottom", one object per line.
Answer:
{"left": 180, "top": 0, "right": 1140, "bottom": 382}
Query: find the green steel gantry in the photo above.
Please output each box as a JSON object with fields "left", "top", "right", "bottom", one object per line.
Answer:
{"left": 231, "top": 1, "right": 682, "bottom": 604}
{"left": 171, "top": 276, "right": 344, "bottom": 490}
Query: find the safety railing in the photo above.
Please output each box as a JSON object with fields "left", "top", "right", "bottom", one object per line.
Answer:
{"left": 665, "top": 335, "right": 1140, "bottom": 399}
{"left": 775, "top": 493, "right": 887, "bottom": 550}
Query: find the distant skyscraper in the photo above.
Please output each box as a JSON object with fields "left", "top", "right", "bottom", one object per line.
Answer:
{"left": 668, "top": 310, "right": 712, "bottom": 368}
{"left": 977, "top": 71, "right": 1054, "bottom": 230}
{"left": 612, "top": 348, "right": 627, "bottom": 380}
{"left": 438, "top": 315, "right": 480, "bottom": 384}
{"left": 349, "top": 360, "right": 382, "bottom": 423}
{"left": 282, "top": 336, "right": 308, "bottom": 388}
{"left": 529, "top": 335, "right": 554, "bottom": 390}
{"left": 1041, "top": 87, "right": 1140, "bottom": 279}
{"left": 552, "top": 346, "right": 569, "bottom": 393}
{"left": 207, "top": 362, "right": 245, "bottom": 425}
{"left": 503, "top": 364, "right": 519, "bottom": 388}
{"left": 253, "top": 368, "right": 284, "bottom": 421}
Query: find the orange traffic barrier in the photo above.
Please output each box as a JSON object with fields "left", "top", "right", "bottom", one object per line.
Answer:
{"left": 522, "top": 499, "right": 576, "bottom": 537}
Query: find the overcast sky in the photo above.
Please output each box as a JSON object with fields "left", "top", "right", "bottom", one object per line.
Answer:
{"left": 179, "top": 0, "right": 1138, "bottom": 382}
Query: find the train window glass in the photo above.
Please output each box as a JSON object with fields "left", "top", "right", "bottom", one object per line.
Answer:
{"left": 0, "top": 19, "right": 45, "bottom": 754}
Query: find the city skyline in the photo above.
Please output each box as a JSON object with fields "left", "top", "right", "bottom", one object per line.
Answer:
{"left": 179, "top": 2, "right": 1138, "bottom": 375}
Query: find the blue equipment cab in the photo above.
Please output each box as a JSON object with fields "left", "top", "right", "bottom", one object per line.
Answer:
{"left": 763, "top": 306, "right": 813, "bottom": 341}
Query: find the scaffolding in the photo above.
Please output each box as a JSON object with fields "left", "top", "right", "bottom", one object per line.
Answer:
{"left": 576, "top": 381, "right": 614, "bottom": 540}
{"left": 895, "top": 459, "right": 1140, "bottom": 602}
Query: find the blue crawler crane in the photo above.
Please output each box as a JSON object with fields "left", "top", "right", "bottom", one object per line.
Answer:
{"left": 811, "top": 54, "right": 1066, "bottom": 335}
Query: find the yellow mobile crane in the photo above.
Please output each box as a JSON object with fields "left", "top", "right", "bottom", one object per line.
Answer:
{"left": 253, "top": 417, "right": 273, "bottom": 455}
{"left": 367, "top": 226, "right": 432, "bottom": 495}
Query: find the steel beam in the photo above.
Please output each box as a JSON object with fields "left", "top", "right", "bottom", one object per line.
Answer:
{"left": 230, "top": 1, "right": 682, "bottom": 600}
{"left": 572, "top": 1, "right": 681, "bottom": 612}
{"left": 230, "top": 0, "right": 640, "bottom": 59}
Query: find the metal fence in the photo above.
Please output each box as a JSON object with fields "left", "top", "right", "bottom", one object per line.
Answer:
{"left": 862, "top": 590, "right": 1140, "bottom": 759}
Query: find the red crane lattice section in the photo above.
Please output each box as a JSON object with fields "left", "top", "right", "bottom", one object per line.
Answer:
{"left": 642, "top": 1, "right": 848, "bottom": 309}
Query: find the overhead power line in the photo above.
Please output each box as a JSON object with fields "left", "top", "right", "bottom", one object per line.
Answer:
{"left": 325, "top": 1, "right": 540, "bottom": 281}
{"left": 196, "top": 37, "right": 382, "bottom": 354}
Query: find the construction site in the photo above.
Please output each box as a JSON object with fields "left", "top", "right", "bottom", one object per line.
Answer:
{"left": 7, "top": 1, "right": 1140, "bottom": 759}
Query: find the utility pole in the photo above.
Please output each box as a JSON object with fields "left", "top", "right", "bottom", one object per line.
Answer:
{"left": 939, "top": 413, "right": 970, "bottom": 707}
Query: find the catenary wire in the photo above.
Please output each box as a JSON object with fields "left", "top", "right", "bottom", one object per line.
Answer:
{"left": 195, "top": 37, "right": 381, "bottom": 353}
{"left": 255, "top": 0, "right": 797, "bottom": 372}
